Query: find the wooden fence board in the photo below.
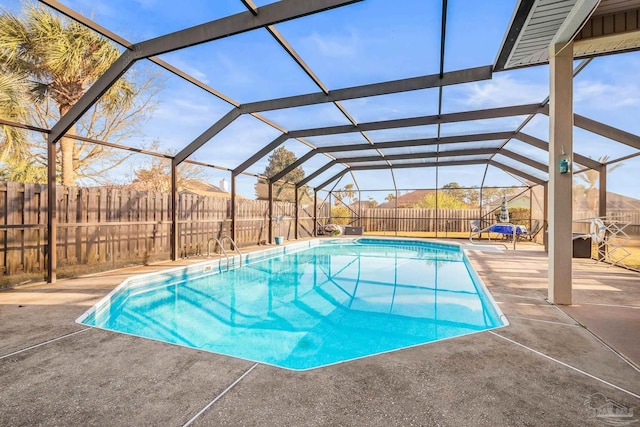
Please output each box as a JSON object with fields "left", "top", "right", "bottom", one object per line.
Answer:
{"left": 2, "top": 182, "right": 639, "bottom": 278}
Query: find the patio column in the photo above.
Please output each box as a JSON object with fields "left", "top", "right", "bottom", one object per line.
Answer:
{"left": 170, "top": 160, "right": 178, "bottom": 260}
{"left": 313, "top": 190, "right": 318, "bottom": 236}
{"left": 548, "top": 41, "right": 574, "bottom": 305}
{"left": 230, "top": 174, "right": 236, "bottom": 243}
{"left": 46, "top": 136, "right": 57, "bottom": 283}
{"left": 294, "top": 186, "right": 299, "bottom": 240}
{"left": 268, "top": 182, "right": 273, "bottom": 244}
{"left": 599, "top": 165, "right": 607, "bottom": 218}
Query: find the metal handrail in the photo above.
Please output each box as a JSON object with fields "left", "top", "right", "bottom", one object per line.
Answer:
{"left": 469, "top": 224, "right": 510, "bottom": 250}
{"left": 219, "top": 234, "right": 242, "bottom": 257}
{"left": 207, "top": 237, "right": 230, "bottom": 271}
{"left": 206, "top": 235, "right": 242, "bottom": 271}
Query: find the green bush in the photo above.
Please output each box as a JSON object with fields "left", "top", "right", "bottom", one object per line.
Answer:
{"left": 331, "top": 206, "right": 351, "bottom": 225}
{"left": 495, "top": 206, "right": 530, "bottom": 226}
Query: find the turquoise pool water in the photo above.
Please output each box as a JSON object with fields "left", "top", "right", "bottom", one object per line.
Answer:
{"left": 78, "top": 239, "right": 506, "bottom": 370}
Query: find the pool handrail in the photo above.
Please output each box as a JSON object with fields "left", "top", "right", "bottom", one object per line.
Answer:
{"left": 207, "top": 235, "right": 242, "bottom": 271}
{"left": 469, "top": 223, "right": 516, "bottom": 250}
{"left": 219, "top": 234, "right": 242, "bottom": 257}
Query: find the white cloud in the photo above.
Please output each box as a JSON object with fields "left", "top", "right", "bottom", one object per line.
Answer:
{"left": 132, "top": 0, "right": 157, "bottom": 9}
{"left": 302, "top": 29, "right": 361, "bottom": 58}
{"left": 574, "top": 80, "right": 640, "bottom": 109}
{"left": 450, "top": 75, "right": 547, "bottom": 110}
{"left": 162, "top": 58, "right": 211, "bottom": 85}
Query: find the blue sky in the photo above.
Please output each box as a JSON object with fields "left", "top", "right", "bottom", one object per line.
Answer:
{"left": 3, "top": 0, "right": 640, "bottom": 200}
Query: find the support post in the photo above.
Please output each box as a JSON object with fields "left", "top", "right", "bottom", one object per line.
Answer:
{"left": 395, "top": 189, "right": 399, "bottom": 237}
{"left": 599, "top": 166, "right": 607, "bottom": 218}
{"left": 529, "top": 187, "right": 533, "bottom": 231}
{"left": 46, "top": 137, "right": 57, "bottom": 283}
{"left": 313, "top": 190, "right": 318, "bottom": 236}
{"left": 358, "top": 190, "right": 362, "bottom": 229}
{"left": 231, "top": 174, "right": 237, "bottom": 243}
{"left": 294, "top": 186, "right": 299, "bottom": 240}
{"left": 543, "top": 183, "right": 549, "bottom": 251}
{"left": 268, "top": 181, "right": 274, "bottom": 244}
{"left": 548, "top": 42, "right": 574, "bottom": 305}
{"left": 170, "top": 160, "right": 179, "bottom": 260}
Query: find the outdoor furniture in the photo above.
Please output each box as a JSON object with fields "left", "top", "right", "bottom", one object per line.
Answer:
{"left": 489, "top": 224, "right": 528, "bottom": 237}
{"left": 344, "top": 226, "right": 364, "bottom": 235}
{"left": 469, "top": 222, "right": 526, "bottom": 250}
{"left": 573, "top": 217, "right": 632, "bottom": 266}
{"left": 572, "top": 233, "right": 592, "bottom": 258}
{"left": 525, "top": 220, "right": 543, "bottom": 241}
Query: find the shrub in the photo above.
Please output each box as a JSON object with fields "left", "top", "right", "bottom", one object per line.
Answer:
{"left": 495, "top": 206, "right": 530, "bottom": 226}
{"left": 331, "top": 206, "right": 351, "bottom": 225}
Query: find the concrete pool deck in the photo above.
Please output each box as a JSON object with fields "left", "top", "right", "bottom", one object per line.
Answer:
{"left": 1, "top": 242, "right": 638, "bottom": 426}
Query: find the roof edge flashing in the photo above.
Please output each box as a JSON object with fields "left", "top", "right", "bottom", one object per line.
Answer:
{"left": 494, "top": 0, "right": 536, "bottom": 71}
{"left": 551, "top": 0, "right": 600, "bottom": 45}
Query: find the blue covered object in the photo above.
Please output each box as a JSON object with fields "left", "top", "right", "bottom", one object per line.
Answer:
{"left": 489, "top": 224, "right": 527, "bottom": 235}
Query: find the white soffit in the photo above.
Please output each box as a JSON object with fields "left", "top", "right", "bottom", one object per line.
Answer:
{"left": 496, "top": 0, "right": 640, "bottom": 70}
{"left": 504, "top": 0, "right": 580, "bottom": 69}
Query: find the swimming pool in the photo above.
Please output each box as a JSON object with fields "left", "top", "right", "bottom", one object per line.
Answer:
{"left": 78, "top": 238, "right": 507, "bottom": 370}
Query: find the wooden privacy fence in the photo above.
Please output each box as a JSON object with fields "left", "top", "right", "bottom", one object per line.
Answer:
{"left": 0, "top": 182, "right": 324, "bottom": 277}
{"left": 574, "top": 209, "right": 640, "bottom": 236}
{"left": 351, "top": 208, "right": 488, "bottom": 233}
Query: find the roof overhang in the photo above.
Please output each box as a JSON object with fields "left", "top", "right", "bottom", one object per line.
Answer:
{"left": 495, "top": 0, "right": 640, "bottom": 71}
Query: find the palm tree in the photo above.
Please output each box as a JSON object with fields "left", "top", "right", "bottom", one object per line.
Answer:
{"left": 0, "top": 71, "right": 29, "bottom": 162}
{"left": 0, "top": 4, "right": 150, "bottom": 186}
{"left": 342, "top": 183, "right": 355, "bottom": 205}
{"left": 575, "top": 156, "right": 622, "bottom": 212}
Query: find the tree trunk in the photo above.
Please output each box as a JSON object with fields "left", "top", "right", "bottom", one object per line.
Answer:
{"left": 58, "top": 105, "right": 76, "bottom": 186}
{"left": 60, "top": 133, "right": 75, "bottom": 186}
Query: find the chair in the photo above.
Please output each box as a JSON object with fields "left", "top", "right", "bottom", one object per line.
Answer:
{"left": 468, "top": 219, "right": 510, "bottom": 249}
{"left": 520, "top": 219, "right": 542, "bottom": 241}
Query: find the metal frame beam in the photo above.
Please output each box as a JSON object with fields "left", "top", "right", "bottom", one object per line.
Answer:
{"left": 49, "top": 53, "right": 135, "bottom": 144}
{"left": 298, "top": 161, "right": 341, "bottom": 187}
{"left": 500, "top": 149, "right": 548, "bottom": 172}
{"left": 240, "top": 66, "right": 493, "bottom": 113}
{"left": 38, "top": 0, "right": 240, "bottom": 107}
{"left": 313, "top": 159, "right": 488, "bottom": 191}
{"left": 349, "top": 159, "right": 486, "bottom": 172}
{"left": 240, "top": 0, "right": 259, "bottom": 15}
{"left": 489, "top": 160, "right": 545, "bottom": 185}
{"left": 239, "top": 105, "right": 538, "bottom": 180}
{"left": 233, "top": 134, "right": 289, "bottom": 176}
{"left": 322, "top": 131, "right": 513, "bottom": 152}
{"left": 315, "top": 169, "right": 350, "bottom": 192}
{"left": 135, "top": 0, "right": 362, "bottom": 58}
{"left": 270, "top": 131, "right": 514, "bottom": 183}
{"left": 49, "top": 0, "right": 361, "bottom": 145}
{"left": 335, "top": 148, "right": 497, "bottom": 165}
{"left": 573, "top": 113, "right": 640, "bottom": 150}
{"left": 269, "top": 151, "right": 316, "bottom": 183}
{"left": 313, "top": 157, "right": 547, "bottom": 193}
{"left": 175, "top": 109, "right": 241, "bottom": 165}
{"left": 515, "top": 132, "right": 601, "bottom": 169}
{"left": 288, "top": 104, "right": 543, "bottom": 138}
